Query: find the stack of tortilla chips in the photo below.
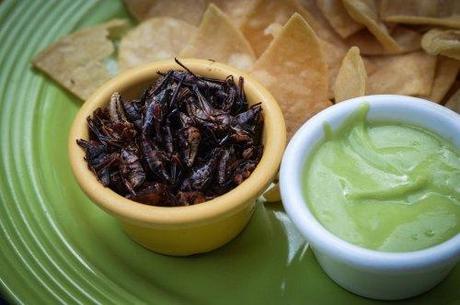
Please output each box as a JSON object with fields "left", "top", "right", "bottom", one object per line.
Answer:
{"left": 33, "top": 0, "right": 460, "bottom": 200}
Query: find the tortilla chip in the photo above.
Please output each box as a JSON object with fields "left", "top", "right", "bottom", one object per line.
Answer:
{"left": 123, "top": 0, "right": 206, "bottom": 25}
{"left": 363, "top": 57, "right": 377, "bottom": 75}
{"left": 334, "top": 47, "right": 366, "bottom": 102}
{"left": 239, "top": 0, "right": 340, "bottom": 56}
{"left": 240, "top": 0, "right": 318, "bottom": 56}
{"left": 316, "top": 0, "right": 364, "bottom": 38}
{"left": 210, "top": 0, "right": 261, "bottom": 27}
{"left": 250, "top": 13, "right": 330, "bottom": 138}
{"left": 424, "top": 57, "right": 460, "bottom": 103}
{"left": 32, "top": 19, "right": 129, "bottom": 100}
{"left": 118, "top": 18, "right": 197, "bottom": 71}
{"left": 380, "top": 0, "right": 460, "bottom": 29}
{"left": 298, "top": 0, "right": 349, "bottom": 47}
{"left": 180, "top": 4, "right": 256, "bottom": 71}
{"left": 366, "top": 52, "right": 437, "bottom": 96}
{"left": 320, "top": 39, "right": 347, "bottom": 98}
{"left": 292, "top": 0, "right": 350, "bottom": 98}
{"left": 343, "top": 0, "right": 401, "bottom": 53}
{"left": 347, "top": 26, "right": 421, "bottom": 55}
{"left": 299, "top": 0, "right": 350, "bottom": 97}
{"left": 442, "top": 80, "right": 460, "bottom": 105}
{"left": 421, "top": 29, "right": 460, "bottom": 61}
{"left": 264, "top": 23, "right": 284, "bottom": 38}
{"left": 445, "top": 88, "right": 460, "bottom": 113}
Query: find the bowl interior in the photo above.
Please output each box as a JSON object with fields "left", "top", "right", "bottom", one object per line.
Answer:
{"left": 281, "top": 95, "right": 460, "bottom": 271}
{"left": 69, "top": 59, "right": 286, "bottom": 227}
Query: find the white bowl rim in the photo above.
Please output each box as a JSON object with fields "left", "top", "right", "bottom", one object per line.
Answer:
{"left": 280, "top": 94, "right": 460, "bottom": 272}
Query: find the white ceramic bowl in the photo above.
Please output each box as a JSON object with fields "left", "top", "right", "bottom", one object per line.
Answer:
{"left": 280, "top": 95, "right": 460, "bottom": 300}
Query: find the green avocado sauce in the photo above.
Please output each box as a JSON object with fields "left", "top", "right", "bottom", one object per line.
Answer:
{"left": 303, "top": 104, "right": 460, "bottom": 252}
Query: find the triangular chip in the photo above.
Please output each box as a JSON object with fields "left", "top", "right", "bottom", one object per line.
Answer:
{"left": 262, "top": 0, "right": 348, "bottom": 98}
{"left": 123, "top": 0, "right": 206, "bottom": 25}
{"left": 445, "top": 88, "right": 460, "bottom": 113}
{"left": 240, "top": 0, "right": 297, "bottom": 56}
{"left": 347, "top": 26, "right": 421, "bottom": 55}
{"left": 366, "top": 52, "right": 437, "bottom": 96}
{"left": 316, "top": 0, "right": 364, "bottom": 38}
{"left": 298, "top": 0, "right": 349, "bottom": 46}
{"left": 180, "top": 4, "right": 256, "bottom": 71}
{"left": 425, "top": 57, "right": 460, "bottom": 103}
{"left": 363, "top": 57, "right": 377, "bottom": 75}
{"left": 118, "top": 18, "right": 197, "bottom": 71}
{"left": 320, "top": 39, "right": 347, "bottom": 98}
{"left": 380, "top": 0, "right": 460, "bottom": 29}
{"left": 263, "top": 23, "right": 284, "bottom": 38}
{"left": 250, "top": 13, "right": 330, "bottom": 138}
{"left": 298, "top": 0, "right": 350, "bottom": 98}
{"left": 343, "top": 0, "right": 401, "bottom": 52}
{"left": 421, "top": 29, "right": 460, "bottom": 61}
{"left": 240, "top": 0, "right": 316, "bottom": 56}
{"left": 32, "top": 19, "right": 129, "bottom": 100}
{"left": 210, "top": 0, "right": 261, "bottom": 27}
{"left": 334, "top": 47, "right": 366, "bottom": 102}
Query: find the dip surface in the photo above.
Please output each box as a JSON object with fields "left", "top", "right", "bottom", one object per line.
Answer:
{"left": 303, "top": 104, "right": 460, "bottom": 252}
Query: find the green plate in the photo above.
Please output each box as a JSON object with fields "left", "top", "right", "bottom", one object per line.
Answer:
{"left": 0, "top": 1, "right": 459, "bottom": 304}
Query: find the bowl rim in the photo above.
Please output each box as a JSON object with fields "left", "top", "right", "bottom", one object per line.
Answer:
{"left": 280, "top": 94, "right": 460, "bottom": 271}
{"left": 69, "top": 59, "right": 286, "bottom": 227}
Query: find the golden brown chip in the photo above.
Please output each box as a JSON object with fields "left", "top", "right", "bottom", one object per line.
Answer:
{"left": 445, "top": 88, "right": 460, "bottom": 113}
{"left": 209, "top": 0, "right": 261, "bottom": 27}
{"left": 298, "top": 0, "right": 349, "bottom": 47}
{"left": 380, "top": 0, "right": 460, "bottom": 29}
{"left": 237, "top": 0, "right": 346, "bottom": 56}
{"left": 347, "top": 26, "right": 421, "bottom": 55}
{"left": 366, "top": 52, "right": 437, "bottom": 96}
{"left": 123, "top": 0, "right": 206, "bottom": 25}
{"left": 334, "top": 47, "right": 366, "bottom": 102}
{"left": 32, "top": 19, "right": 129, "bottom": 100}
{"left": 343, "top": 0, "right": 401, "bottom": 53}
{"left": 363, "top": 57, "right": 377, "bottom": 76}
{"left": 240, "top": 0, "right": 316, "bottom": 56}
{"left": 180, "top": 4, "right": 256, "bottom": 71}
{"left": 250, "top": 13, "right": 330, "bottom": 138}
{"left": 249, "top": 0, "right": 348, "bottom": 98}
{"left": 421, "top": 29, "right": 460, "bottom": 61}
{"left": 298, "top": 0, "right": 350, "bottom": 98}
{"left": 118, "top": 18, "right": 197, "bottom": 71}
{"left": 425, "top": 57, "right": 460, "bottom": 103}
{"left": 264, "top": 22, "right": 284, "bottom": 38}
{"left": 316, "top": 0, "right": 364, "bottom": 38}
{"left": 320, "top": 39, "right": 347, "bottom": 98}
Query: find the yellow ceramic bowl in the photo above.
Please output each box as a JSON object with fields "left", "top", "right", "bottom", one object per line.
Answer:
{"left": 69, "top": 59, "right": 286, "bottom": 256}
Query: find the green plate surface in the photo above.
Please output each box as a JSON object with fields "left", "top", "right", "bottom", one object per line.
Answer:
{"left": 0, "top": 1, "right": 459, "bottom": 304}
